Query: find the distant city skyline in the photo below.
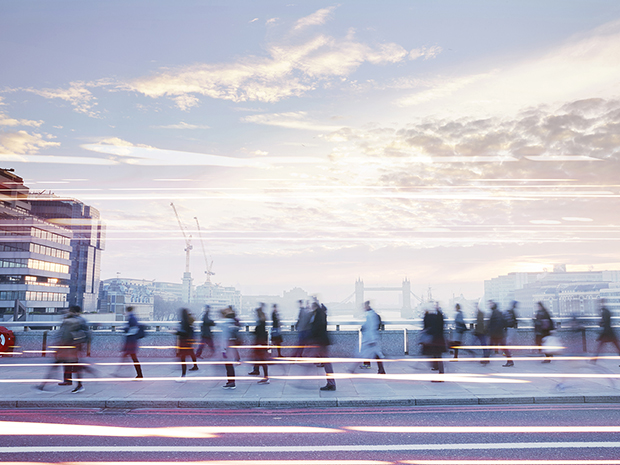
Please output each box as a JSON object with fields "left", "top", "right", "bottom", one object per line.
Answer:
{"left": 2, "top": 2, "right": 620, "bottom": 305}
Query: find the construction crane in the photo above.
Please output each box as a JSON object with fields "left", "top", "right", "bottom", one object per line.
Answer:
{"left": 194, "top": 216, "right": 215, "bottom": 284}
{"left": 170, "top": 202, "right": 192, "bottom": 273}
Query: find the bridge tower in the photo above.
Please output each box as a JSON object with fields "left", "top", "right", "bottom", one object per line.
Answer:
{"left": 401, "top": 278, "right": 413, "bottom": 318}
{"left": 355, "top": 278, "right": 365, "bottom": 311}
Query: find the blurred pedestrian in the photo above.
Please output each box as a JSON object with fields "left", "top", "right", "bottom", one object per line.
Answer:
{"left": 534, "top": 301, "right": 554, "bottom": 363}
{"left": 311, "top": 301, "right": 336, "bottom": 391}
{"left": 35, "top": 307, "right": 84, "bottom": 392}
{"left": 487, "top": 301, "right": 513, "bottom": 367}
{"left": 195, "top": 305, "right": 215, "bottom": 358}
{"left": 350, "top": 301, "right": 385, "bottom": 374}
{"left": 248, "top": 304, "right": 270, "bottom": 384}
{"left": 293, "top": 300, "right": 312, "bottom": 357}
{"left": 176, "top": 308, "right": 199, "bottom": 381}
{"left": 113, "top": 306, "right": 143, "bottom": 379}
{"left": 504, "top": 301, "right": 519, "bottom": 347}
{"left": 475, "top": 304, "right": 491, "bottom": 365}
{"left": 424, "top": 303, "right": 446, "bottom": 379}
{"left": 69, "top": 305, "right": 98, "bottom": 385}
{"left": 221, "top": 306, "right": 241, "bottom": 389}
{"left": 450, "top": 303, "right": 469, "bottom": 360}
{"left": 271, "top": 304, "right": 283, "bottom": 357}
{"left": 591, "top": 300, "right": 620, "bottom": 364}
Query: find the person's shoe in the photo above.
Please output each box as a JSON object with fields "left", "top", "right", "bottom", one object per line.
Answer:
{"left": 320, "top": 384, "right": 336, "bottom": 391}
{"left": 32, "top": 384, "right": 46, "bottom": 392}
{"left": 378, "top": 370, "right": 386, "bottom": 375}
{"left": 431, "top": 367, "right": 439, "bottom": 371}
{"left": 257, "top": 378, "right": 270, "bottom": 385}
{"left": 222, "top": 383, "right": 236, "bottom": 390}
{"left": 189, "top": 366, "right": 199, "bottom": 371}
{"left": 135, "top": 374, "right": 143, "bottom": 379}
{"left": 480, "top": 361, "right": 490, "bottom": 365}
{"left": 248, "top": 370, "right": 260, "bottom": 375}
{"left": 359, "top": 364, "right": 371, "bottom": 369}
{"left": 72, "top": 384, "right": 85, "bottom": 393}
{"left": 542, "top": 359, "right": 551, "bottom": 363}
{"left": 502, "top": 362, "right": 514, "bottom": 367}
{"left": 58, "top": 381, "right": 72, "bottom": 386}
{"left": 431, "top": 380, "right": 444, "bottom": 383}
{"left": 175, "top": 377, "right": 187, "bottom": 383}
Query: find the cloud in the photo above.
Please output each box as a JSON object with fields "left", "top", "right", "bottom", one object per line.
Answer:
{"left": 323, "top": 98, "right": 620, "bottom": 169}
{"left": 396, "top": 19, "right": 620, "bottom": 115}
{"left": 249, "top": 18, "right": 258, "bottom": 23}
{"left": 122, "top": 9, "right": 410, "bottom": 108}
{"left": 293, "top": 6, "right": 336, "bottom": 30}
{"left": 408, "top": 45, "right": 443, "bottom": 60}
{"left": 243, "top": 111, "right": 344, "bottom": 131}
{"left": 82, "top": 142, "right": 325, "bottom": 166}
{"left": 0, "top": 130, "right": 60, "bottom": 154}
{"left": 19, "top": 81, "right": 101, "bottom": 116}
{"left": 0, "top": 114, "right": 42, "bottom": 128}
{"left": 153, "top": 122, "right": 211, "bottom": 129}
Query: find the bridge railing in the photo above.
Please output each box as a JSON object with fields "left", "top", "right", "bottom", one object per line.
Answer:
{"left": 0, "top": 316, "right": 612, "bottom": 332}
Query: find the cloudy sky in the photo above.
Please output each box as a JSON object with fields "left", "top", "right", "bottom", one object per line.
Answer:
{"left": 2, "top": 1, "right": 620, "bottom": 306}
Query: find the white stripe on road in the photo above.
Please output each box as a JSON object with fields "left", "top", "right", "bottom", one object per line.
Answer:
{"left": 0, "top": 442, "right": 619, "bottom": 453}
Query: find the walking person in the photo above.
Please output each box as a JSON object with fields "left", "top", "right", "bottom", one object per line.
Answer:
{"left": 248, "top": 304, "right": 270, "bottom": 384}
{"left": 195, "top": 305, "right": 215, "bottom": 359}
{"left": 113, "top": 306, "right": 144, "bottom": 379}
{"left": 271, "top": 304, "right": 284, "bottom": 358}
{"left": 350, "top": 301, "right": 386, "bottom": 374}
{"left": 70, "top": 305, "right": 98, "bottom": 385}
{"left": 311, "top": 301, "right": 336, "bottom": 391}
{"left": 487, "top": 301, "right": 513, "bottom": 367}
{"left": 591, "top": 300, "right": 620, "bottom": 364}
{"left": 424, "top": 303, "right": 447, "bottom": 380}
{"left": 293, "top": 300, "right": 312, "bottom": 358}
{"left": 221, "top": 306, "right": 241, "bottom": 389}
{"left": 176, "top": 308, "right": 199, "bottom": 381}
{"left": 474, "top": 304, "right": 491, "bottom": 365}
{"left": 504, "top": 300, "right": 519, "bottom": 347}
{"left": 35, "top": 307, "right": 84, "bottom": 392}
{"left": 534, "top": 301, "right": 554, "bottom": 363}
{"left": 450, "top": 303, "right": 469, "bottom": 360}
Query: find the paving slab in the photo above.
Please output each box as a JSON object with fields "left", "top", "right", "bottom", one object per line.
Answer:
{"left": 1, "top": 355, "right": 620, "bottom": 409}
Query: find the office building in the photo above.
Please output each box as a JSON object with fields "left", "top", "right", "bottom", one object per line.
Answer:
{"left": 0, "top": 169, "right": 72, "bottom": 319}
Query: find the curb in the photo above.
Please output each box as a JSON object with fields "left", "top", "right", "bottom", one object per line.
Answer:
{"left": 3, "top": 395, "right": 620, "bottom": 409}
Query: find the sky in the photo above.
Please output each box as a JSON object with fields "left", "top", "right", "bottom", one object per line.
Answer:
{"left": 1, "top": 1, "right": 620, "bottom": 307}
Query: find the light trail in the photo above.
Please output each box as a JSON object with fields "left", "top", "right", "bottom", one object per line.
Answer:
{"left": 1, "top": 442, "right": 620, "bottom": 454}
{"left": 0, "top": 460, "right": 393, "bottom": 465}
{"left": 346, "top": 426, "right": 620, "bottom": 433}
{"left": 402, "top": 461, "right": 620, "bottom": 464}
{"left": 0, "top": 421, "right": 341, "bottom": 438}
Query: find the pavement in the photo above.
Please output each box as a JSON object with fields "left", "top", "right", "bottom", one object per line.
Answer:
{"left": 2, "top": 353, "right": 620, "bottom": 409}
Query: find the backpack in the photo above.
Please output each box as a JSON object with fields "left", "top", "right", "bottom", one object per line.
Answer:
{"left": 136, "top": 324, "right": 146, "bottom": 339}
{"left": 376, "top": 312, "right": 383, "bottom": 331}
{"left": 505, "top": 309, "right": 518, "bottom": 329}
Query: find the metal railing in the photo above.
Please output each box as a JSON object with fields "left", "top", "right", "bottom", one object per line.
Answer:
{"left": 0, "top": 316, "right": 613, "bottom": 332}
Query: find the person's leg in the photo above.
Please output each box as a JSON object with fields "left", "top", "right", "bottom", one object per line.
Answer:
{"left": 190, "top": 349, "right": 199, "bottom": 370}
{"left": 224, "top": 362, "right": 236, "bottom": 388}
{"left": 180, "top": 353, "right": 187, "bottom": 377}
{"left": 195, "top": 338, "right": 205, "bottom": 358}
{"left": 130, "top": 353, "right": 143, "bottom": 378}
{"left": 376, "top": 356, "right": 386, "bottom": 374}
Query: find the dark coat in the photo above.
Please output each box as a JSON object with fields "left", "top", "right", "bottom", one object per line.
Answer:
{"left": 597, "top": 306, "right": 618, "bottom": 343}
{"left": 311, "top": 304, "right": 331, "bottom": 347}
{"left": 123, "top": 313, "right": 140, "bottom": 355}
{"left": 487, "top": 309, "right": 506, "bottom": 339}
{"left": 423, "top": 310, "right": 447, "bottom": 355}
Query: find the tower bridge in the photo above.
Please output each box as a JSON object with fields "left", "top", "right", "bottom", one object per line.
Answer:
{"left": 354, "top": 278, "right": 422, "bottom": 318}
